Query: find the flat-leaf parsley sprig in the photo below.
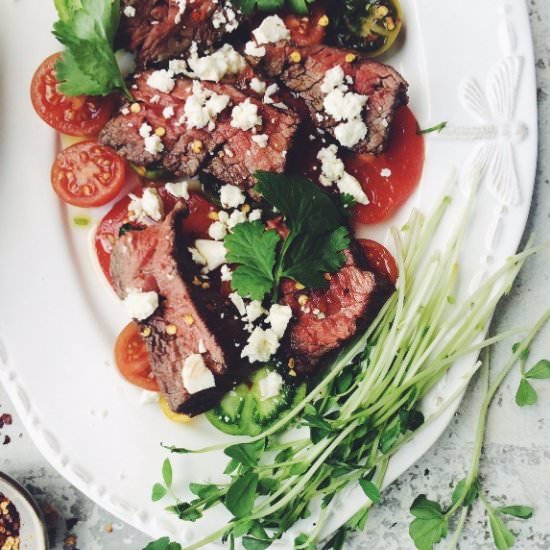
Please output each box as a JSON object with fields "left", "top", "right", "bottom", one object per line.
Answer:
{"left": 53, "top": 0, "right": 131, "bottom": 97}
{"left": 225, "top": 172, "right": 350, "bottom": 301}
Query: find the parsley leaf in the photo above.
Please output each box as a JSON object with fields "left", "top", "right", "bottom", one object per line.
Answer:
{"left": 225, "top": 222, "right": 280, "bottom": 301}
{"left": 232, "top": 0, "right": 314, "bottom": 15}
{"left": 53, "top": 0, "right": 130, "bottom": 97}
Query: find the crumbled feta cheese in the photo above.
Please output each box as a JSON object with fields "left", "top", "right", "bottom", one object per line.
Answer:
{"left": 150, "top": 94, "right": 161, "bottom": 104}
{"left": 128, "top": 188, "right": 164, "bottom": 222}
{"left": 317, "top": 145, "right": 345, "bottom": 187}
{"left": 208, "top": 221, "right": 227, "bottom": 241}
{"left": 248, "top": 209, "right": 262, "bottom": 222}
{"left": 187, "top": 44, "right": 245, "bottom": 82}
{"left": 231, "top": 99, "right": 262, "bottom": 131}
{"left": 220, "top": 184, "right": 246, "bottom": 209}
{"left": 220, "top": 265, "right": 233, "bottom": 282}
{"left": 245, "top": 301, "right": 265, "bottom": 323}
{"left": 252, "top": 15, "right": 290, "bottom": 45}
{"left": 123, "top": 290, "right": 159, "bottom": 321}
{"left": 212, "top": 2, "right": 239, "bottom": 32}
{"left": 123, "top": 5, "right": 136, "bottom": 17}
{"left": 162, "top": 105, "right": 175, "bottom": 119}
{"left": 229, "top": 292, "right": 247, "bottom": 316}
{"left": 337, "top": 172, "right": 369, "bottom": 205}
{"left": 184, "top": 81, "right": 230, "bottom": 131}
{"left": 165, "top": 181, "right": 189, "bottom": 199}
{"left": 168, "top": 59, "right": 187, "bottom": 75}
{"left": 147, "top": 69, "right": 175, "bottom": 93}
{"left": 258, "top": 371, "right": 284, "bottom": 401}
{"left": 194, "top": 239, "right": 227, "bottom": 272}
{"left": 198, "top": 340, "right": 207, "bottom": 354}
{"left": 317, "top": 145, "right": 369, "bottom": 205}
{"left": 263, "top": 83, "right": 279, "bottom": 104}
{"left": 188, "top": 246, "right": 207, "bottom": 266}
{"left": 182, "top": 354, "right": 216, "bottom": 394}
{"left": 241, "top": 327, "right": 280, "bottom": 363}
{"left": 324, "top": 89, "right": 367, "bottom": 122}
{"left": 380, "top": 168, "right": 392, "bottom": 178}
{"left": 252, "top": 134, "right": 268, "bottom": 148}
{"left": 266, "top": 304, "right": 292, "bottom": 338}
{"left": 227, "top": 209, "right": 247, "bottom": 229}
{"left": 144, "top": 135, "right": 165, "bottom": 155}
{"left": 115, "top": 50, "right": 136, "bottom": 78}
{"left": 244, "top": 41, "right": 266, "bottom": 58}
{"left": 139, "top": 123, "right": 153, "bottom": 138}
{"left": 175, "top": 0, "right": 187, "bottom": 24}
{"left": 139, "top": 389, "right": 159, "bottom": 405}
{"left": 320, "top": 65, "right": 346, "bottom": 94}
{"left": 250, "top": 77, "right": 266, "bottom": 94}
{"left": 334, "top": 119, "right": 368, "bottom": 149}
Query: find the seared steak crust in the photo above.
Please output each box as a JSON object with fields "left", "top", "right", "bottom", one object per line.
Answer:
{"left": 99, "top": 73, "right": 299, "bottom": 189}
{"left": 247, "top": 43, "right": 408, "bottom": 154}
{"left": 111, "top": 204, "right": 248, "bottom": 415}
{"left": 281, "top": 248, "right": 393, "bottom": 374}
{"left": 119, "top": 0, "right": 244, "bottom": 65}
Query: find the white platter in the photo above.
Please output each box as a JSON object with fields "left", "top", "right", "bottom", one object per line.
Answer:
{"left": 0, "top": 0, "right": 537, "bottom": 546}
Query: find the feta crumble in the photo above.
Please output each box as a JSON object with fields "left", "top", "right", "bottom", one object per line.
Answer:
{"left": 258, "top": 371, "right": 284, "bottom": 401}
{"left": 208, "top": 221, "right": 228, "bottom": 241}
{"left": 162, "top": 105, "right": 175, "bottom": 119}
{"left": 165, "top": 181, "right": 189, "bottom": 199}
{"left": 123, "top": 5, "right": 136, "bottom": 17}
{"left": 266, "top": 304, "right": 292, "bottom": 338}
{"left": 252, "top": 134, "right": 269, "bottom": 148}
{"left": 220, "top": 184, "right": 246, "bottom": 209}
{"left": 123, "top": 290, "right": 159, "bottom": 321}
{"left": 381, "top": 168, "right": 392, "bottom": 177}
{"left": 182, "top": 354, "right": 216, "bottom": 394}
{"left": 244, "top": 41, "right": 266, "bottom": 58}
{"left": 147, "top": 69, "right": 175, "bottom": 94}
{"left": 229, "top": 292, "right": 247, "bottom": 316}
{"left": 128, "top": 188, "right": 164, "bottom": 222}
{"left": 231, "top": 99, "right": 262, "bottom": 131}
{"left": 250, "top": 77, "right": 267, "bottom": 94}
{"left": 187, "top": 43, "right": 245, "bottom": 82}
{"left": 252, "top": 15, "right": 290, "bottom": 45}
{"left": 242, "top": 327, "right": 280, "bottom": 363}
{"left": 220, "top": 264, "right": 233, "bottom": 282}
{"left": 334, "top": 120, "right": 368, "bottom": 149}
{"left": 245, "top": 301, "right": 265, "bottom": 323}
{"left": 193, "top": 240, "right": 227, "bottom": 272}
{"left": 317, "top": 145, "right": 369, "bottom": 205}
{"left": 184, "top": 81, "right": 231, "bottom": 131}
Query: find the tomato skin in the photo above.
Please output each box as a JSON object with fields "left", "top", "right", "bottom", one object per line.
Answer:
{"left": 357, "top": 239, "right": 398, "bottom": 285}
{"left": 180, "top": 192, "right": 218, "bottom": 240}
{"left": 31, "top": 53, "right": 115, "bottom": 137}
{"left": 114, "top": 322, "right": 159, "bottom": 391}
{"left": 51, "top": 141, "right": 126, "bottom": 207}
{"left": 285, "top": 5, "right": 328, "bottom": 46}
{"left": 350, "top": 107, "right": 425, "bottom": 225}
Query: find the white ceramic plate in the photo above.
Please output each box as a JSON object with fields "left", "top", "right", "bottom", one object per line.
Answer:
{"left": 0, "top": 0, "right": 537, "bottom": 546}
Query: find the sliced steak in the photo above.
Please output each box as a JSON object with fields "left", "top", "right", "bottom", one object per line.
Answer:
{"left": 119, "top": 0, "right": 244, "bottom": 65}
{"left": 281, "top": 248, "right": 392, "bottom": 374}
{"left": 111, "top": 203, "right": 248, "bottom": 415}
{"left": 247, "top": 42, "right": 408, "bottom": 154}
{"left": 99, "top": 72, "right": 299, "bottom": 190}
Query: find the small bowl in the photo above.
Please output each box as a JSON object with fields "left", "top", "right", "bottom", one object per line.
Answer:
{"left": 0, "top": 472, "right": 48, "bottom": 549}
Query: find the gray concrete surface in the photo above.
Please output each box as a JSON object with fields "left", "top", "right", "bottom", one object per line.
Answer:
{"left": 1, "top": 1, "right": 550, "bottom": 548}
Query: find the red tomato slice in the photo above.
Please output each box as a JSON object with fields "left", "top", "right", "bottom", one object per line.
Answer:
{"left": 285, "top": 5, "right": 328, "bottom": 46}
{"left": 114, "top": 322, "right": 159, "bottom": 391}
{"left": 357, "top": 239, "right": 399, "bottom": 285}
{"left": 95, "top": 189, "right": 217, "bottom": 285}
{"left": 349, "top": 107, "right": 425, "bottom": 225}
{"left": 31, "top": 53, "right": 115, "bottom": 137}
{"left": 51, "top": 141, "right": 126, "bottom": 207}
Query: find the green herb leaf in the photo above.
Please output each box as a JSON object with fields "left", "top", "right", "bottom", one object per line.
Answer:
{"left": 189, "top": 483, "right": 221, "bottom": 500}
{"left": 409, "top": 495, "right": 448, "bottom": 550}
{"left": 496, "top": 505, "right": 534, "bottom": 519}
{"left": 162, "top": 458, "right": 173, "bottom": 488}
{"left": 143, "top": 537, "right": 181, "bottom": 550}
{"left": 225, "top": 471, "right": 259, "bottom": 518}
{"left": 167, "top": 502, "right": 203, "bottom": 522}
{"left": 515, "top": 378, "right": 538, "bottom": 407}
{"left": 151, "top": 483, "right": 167, "bottom": 502}
{"left": 525, "top": 359, "right": 550, "bottom": 379}
{"left": 224, "top": 440, "right": 265, "bottom": 469}
{"left": 225, "top": 221, "right": 280, "bottom": 300}
{"left": 242, "top": 536, "right": 272, "bottom": 550}
{"left": 512, "top": 342, "right": 530, "bottom": 361}
{"left": 161, "top": 444, "right": 192, "bottom": 454}
{"left": 358, "top": 479, "right": 381, "bottom": 503}
{"left": 487, "top": 506, "right": 516, "bottom": 550}
{"left": 451, "top": 479, "right": 479, "bottom": 508}
{"left": 281, "top": 227, "right": 350, "bottom": 289}
{"left": 233, "top": 0, "right": 313, "bottom": 15}
{"left": 53, "top": 0, "right": 130, "bottom": 97}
